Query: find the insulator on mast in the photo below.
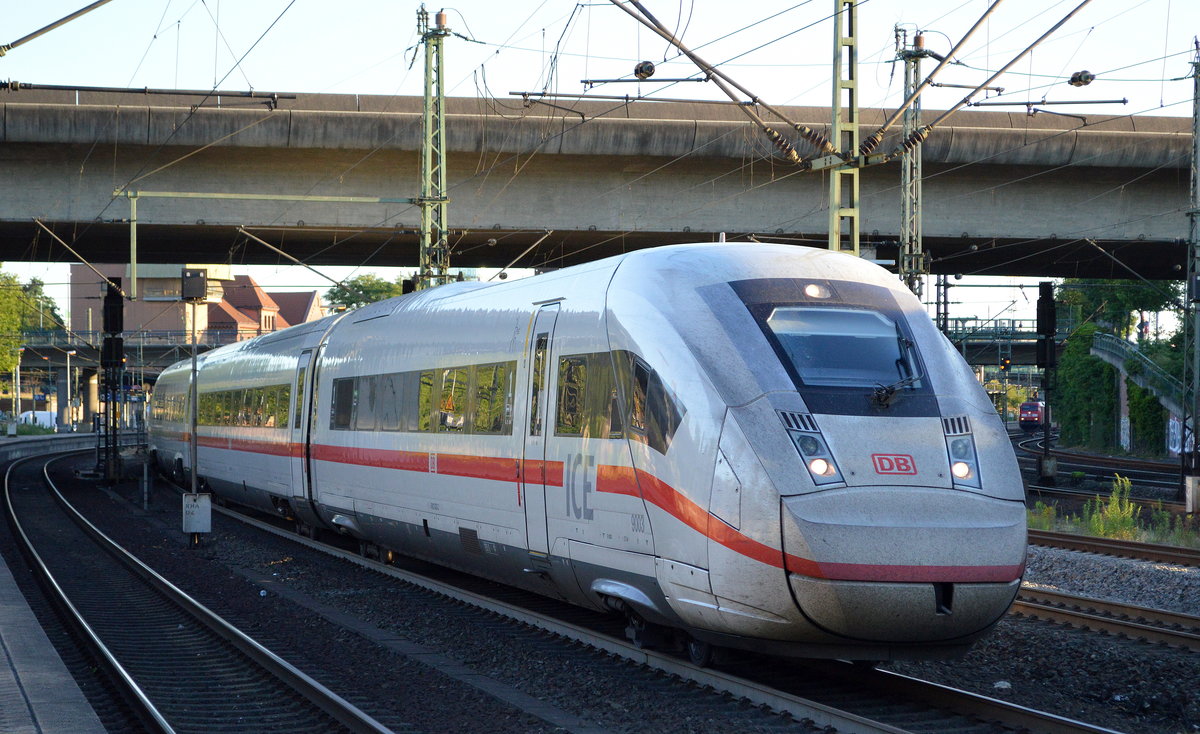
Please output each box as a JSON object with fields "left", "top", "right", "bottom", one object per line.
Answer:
{"left": 793, "top": 124, "right": 835, "bottom": 155}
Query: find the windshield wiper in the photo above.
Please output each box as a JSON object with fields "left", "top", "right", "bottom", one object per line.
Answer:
{"left": 870, "top": 374, "right": 921, "bottom": 409}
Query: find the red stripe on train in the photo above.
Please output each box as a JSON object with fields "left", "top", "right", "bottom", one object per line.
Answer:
{"left": 597, "top": 465, "right": 1018, "bottom": 583}
{"left": 173, "top": 436, "right": 1020, "bottom": 583}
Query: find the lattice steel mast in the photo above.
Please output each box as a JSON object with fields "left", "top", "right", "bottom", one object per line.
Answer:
{"left": 898, "top": 30, "right": 934, "bottom": 298}
{"left": 828, "top": 0, "right": 859, "bottom": 255}
{"left": 417, "top": 6, "right": 451, "bottom": 290}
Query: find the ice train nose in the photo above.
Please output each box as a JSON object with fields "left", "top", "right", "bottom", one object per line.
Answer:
{"left": 781, "top": 487, "right": 1025, "bottom": 642}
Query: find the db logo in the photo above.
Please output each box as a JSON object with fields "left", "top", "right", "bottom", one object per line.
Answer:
{"left": 872, "top": 454, "right": 917, "bottom": 475}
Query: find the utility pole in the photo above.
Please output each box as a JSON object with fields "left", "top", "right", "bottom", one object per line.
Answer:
{"left": 417, "top": 6, "right": 451, "bottom": 290}
{"left": 828, "top": 0, "right": 859, "bottom": 256}
{"left": 898, "top": 30, "right": 935, "bottom": 297}
{"left": 1184, "top": 48, "right": 1200, "bottom": 513}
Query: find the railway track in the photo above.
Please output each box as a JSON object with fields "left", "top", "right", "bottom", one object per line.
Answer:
{"left": 1028, "top": 528, "right": 1200, "bottom": 567}
{"left": 1026, "top": 482, "right": 1187, "bottom": 514}
{"left": 1014, "top": 587, "right": 1200, "bottom": 651}
{"left": 204, "top": 485, "right": 1120, "bottom": 734}
{"left": 1015, "top": 437, "right": 1189, "bottom": 515}
{"left": 3, "top": 452, "right": 392, "bottom": 734}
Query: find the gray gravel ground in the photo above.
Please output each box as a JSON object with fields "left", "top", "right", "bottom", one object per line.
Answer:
{"left": 60, "top": 455, "right": 1200, "bottom": 734}
{"left": 884, "top": 546, "right": 1200, "bottom": 734}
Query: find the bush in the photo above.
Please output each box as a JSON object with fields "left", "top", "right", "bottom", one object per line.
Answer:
{"left": 1082, "top": 475, "right": 1140, "bottom": 540}
{"left": 12, "top": 423, "right": 55, "bottom": 436}
{"left": 1028, "top": 501, "right": 1058, "bottom": 531}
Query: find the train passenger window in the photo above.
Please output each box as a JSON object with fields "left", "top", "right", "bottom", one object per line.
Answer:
{"left": 439, "top": 367, "right": 468, "bottom": 432}
{"left": 553, "top": 353, "right": 622, "bottom": 440}
{"left": 417, "top": 370, "right": 436, "bottom": 432}
{"left": 234, "top": 390, "right": 247, "bottom": 426}
{"left": 293, "top": 367, "right": 306, "bottom": 429}
{"left": 474, "top": 363, "right": 512, "bottom": 435}
{"left": 331, "top": 378, "right": 355, "bottom": 430}
{"left": 585, "top": 355, "right": 620, "bottom": 440}
{"left": 250, "top": 388, "right": 269, "bottom": 426}
{"left": 356, "top": 375, "right": 379, "bottom": 431}
{"left": 607, "top": 389, "right": 623, "bottom": 438}
{"left": 619, "top": 353, "right": 685, "bottom": 455}
{"left": 555, "top": 357, "right": 587, "bottom": 436}
{"left": 530, "top": 334, "right": 549, "bottom": 436}
{"left": 275, "top": 385, "right": 289, "bottom": 428}
{"left": 198, "top": 391, "right": 215, "bottom": 425}
{"left": 764, "top": 307, "right": 919, "bottom": 389}
{"left": 629, "top": 360, "right": 649, "bottom": 435}
{"left": 376, "top": 373, "right": 403, "bottom": 431}
{"left": 644, "top": 371, "right": 682, "bottom": 455}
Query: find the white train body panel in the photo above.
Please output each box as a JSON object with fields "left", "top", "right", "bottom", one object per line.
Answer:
{"left": 149, "top": 244, "right": 1026, "bottom": 660}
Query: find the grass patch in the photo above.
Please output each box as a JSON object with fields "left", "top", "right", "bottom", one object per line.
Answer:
{"left": 1027, "top": 475, "right": 1200, "bottom": 549}
{"left": 1083, "top": 475, "right": 1140, "bottom": 540}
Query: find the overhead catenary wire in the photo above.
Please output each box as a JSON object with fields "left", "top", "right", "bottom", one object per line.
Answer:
{"left": 859, "top": 0, "right": 1008, "bottom": 155}
{"left": 236, "top": 228, "right": 372, "bottom": 304}
{"left": 889, "top": 0, "right": 1096, "bottom": 160}
{"left": 608, "top": 0, "right": 835, "bottom": 163}
{"left": 18, "top": 3, "right": 1190, "bottom": 301}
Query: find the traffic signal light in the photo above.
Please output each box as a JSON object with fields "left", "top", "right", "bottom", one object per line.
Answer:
{"left": 1000, "top": 358, "right": 1011, "bottom": 372}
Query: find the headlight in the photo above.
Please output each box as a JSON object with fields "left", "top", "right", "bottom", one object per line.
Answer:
{"left": 786, "top": 427, "right": 844, "bottom": 486}
{"left": 797, "top": 435, "right": 822, "bottom": 455}
{"left": 808, "top": 457, "right": 834, "bottom": 476}
{"left": 943, "top": 433, "right": 981, "bottom": 489}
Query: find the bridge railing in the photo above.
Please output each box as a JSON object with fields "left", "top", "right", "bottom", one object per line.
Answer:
{"left": 944, "top": 315, "right": 1076, "bottom": 344}
{"left": 1091, "top": 332, "right": 1185, "bottom": 408}
{"left": 16, "top": 329, "right": 247, "bottom": 350}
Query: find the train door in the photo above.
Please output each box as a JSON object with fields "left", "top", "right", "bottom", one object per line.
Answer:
{"left": 521, "top": 304, "right": 560, "bottom": 555}
{"left": 288, "top": 348, "right": 321, "bottom": 531}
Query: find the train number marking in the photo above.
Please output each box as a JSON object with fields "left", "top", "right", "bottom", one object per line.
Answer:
{"left": 630, "top": 514, "right": 646, "bottom": 534}
{"left": 565, "top": 453, "right": 595, "bottom": 521}
{"left": 428, "top": 453, "right": 438, "bottom": 473}
{"left": 872, "top": 454, "right": 917, "bottom": 475}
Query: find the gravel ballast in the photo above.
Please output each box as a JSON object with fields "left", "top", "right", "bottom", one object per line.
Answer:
{"left": 44, "top": 455, "right": 1200, "bottom": 733}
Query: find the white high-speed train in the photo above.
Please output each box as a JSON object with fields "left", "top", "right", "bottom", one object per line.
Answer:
{"left": 149, "top": 244, "right": 1027, "bottom": 662}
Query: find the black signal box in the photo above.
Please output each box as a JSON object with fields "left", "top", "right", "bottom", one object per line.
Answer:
{"left": 102, "top": 278, "right": 123, "bottom": 334}
{"left": 182, "top": 269, "right": 208, "bottom": 301}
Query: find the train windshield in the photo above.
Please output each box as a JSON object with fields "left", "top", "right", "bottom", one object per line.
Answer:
{"left": 764, "top": 307, "right": 921, "bottom": 389}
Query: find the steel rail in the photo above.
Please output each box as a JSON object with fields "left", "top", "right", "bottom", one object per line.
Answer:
{"left": 1025, "top": 483, "right": 1186, "bottom": 514}
{"left": 1014, "top": 587, "right": 1200, "bottom": 651}
{"left": 211, "top": 496, "right": 1120, "bottom": 734}
{"left": 11, "top": 451, "right": 394, "bottom": 734}
{"left": 3, "top": 452, "right": 173, "bottom": 733}
{"left": 1015, "top": 438, "right": 1178, "bottom": 472}
{"left": 1027, "top": 528, "right": 1200, "bottom": 566}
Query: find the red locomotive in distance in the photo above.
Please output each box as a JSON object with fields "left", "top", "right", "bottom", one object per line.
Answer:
{"left": 1019, "top": 401, "right": 1046, "bottom": 432}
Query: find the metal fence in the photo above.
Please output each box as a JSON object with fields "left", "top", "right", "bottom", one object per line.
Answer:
{"left": 943, "top": 315, "right": 1075, "bottom": 344}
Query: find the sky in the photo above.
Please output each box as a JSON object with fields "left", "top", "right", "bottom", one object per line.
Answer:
{"left": 2, "top": 0, "right": 1198, "bottom": 324}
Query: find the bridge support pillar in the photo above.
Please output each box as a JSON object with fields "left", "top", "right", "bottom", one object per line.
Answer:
{"left": 54, "top": 367, "right": 71, "bottom": 431}
{"left": 83, "top": 371, "right": 99, "bottom": 429}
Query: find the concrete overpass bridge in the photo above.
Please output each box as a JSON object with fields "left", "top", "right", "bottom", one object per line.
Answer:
{"left": 0, "top": 88, "right": 1191, "bottom": 279}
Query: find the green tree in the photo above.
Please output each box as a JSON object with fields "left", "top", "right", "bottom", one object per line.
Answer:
{"left": 1054, "top": 322, "right": 1118, "bottom": 450}
{"left": 325, "top": 274, "right": 408, "bottom": 310}
{"left": 19, "top": 278, "right": 65, "bottom": 332}
{"left": 1126, "top": 379, "right": 1166, "bottom": 456}
{"left": 0, "top": 271, "right": 23, "bottom": 374}
{"left": 1058, "top": 278, "right": 1181, "bottom": 338}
